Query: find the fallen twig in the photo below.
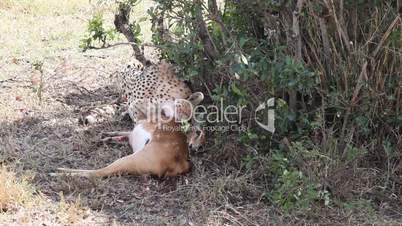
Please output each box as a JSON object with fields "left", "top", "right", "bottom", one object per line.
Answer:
{"left": 85, "top": 42, "right": 159, "bottom": 50}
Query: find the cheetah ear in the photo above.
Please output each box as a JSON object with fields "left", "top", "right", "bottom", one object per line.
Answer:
{"left": 187, "top": 92, "right": 204, "bottom": 106}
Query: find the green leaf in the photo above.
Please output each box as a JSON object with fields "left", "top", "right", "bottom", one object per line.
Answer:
{"left": 137, "top": 16, "right": 148, "bottom": 23}
{"left": 239, "top": 37, "right": 248, "bottom": 48}
{"left": 231, "top": 83, "right": 243, "bottom": 96}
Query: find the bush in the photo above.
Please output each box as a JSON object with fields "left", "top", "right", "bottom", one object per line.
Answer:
{"left": 80, "top": 13, "right": 117, "bottom": 51}
{"left": 86, "top": 0, "right": 402, "bottom": 215}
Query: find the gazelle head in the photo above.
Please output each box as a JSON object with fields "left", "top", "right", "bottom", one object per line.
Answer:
{"left": 183, "top": 92, "right": 206, "bottom": 151}
{"left": 187, "top": 125, "right": 205, "bottom": 151}
{"left": 136, "top": 92, "right": 206, "bottom": 151}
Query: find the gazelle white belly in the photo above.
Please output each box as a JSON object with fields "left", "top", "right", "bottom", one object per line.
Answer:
{"left": 128, "top": 124, "right": 152, "bottom": 153}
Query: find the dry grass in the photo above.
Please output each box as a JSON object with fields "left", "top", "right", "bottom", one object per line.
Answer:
{"left": 0, "top": 0, "right": 91, "bottom": 54}
{"left": 0, "top": 166, "right": 109, "bottom": 225}
{"left": 0, "top": 0, "right": 401, "bottom": 225}
{"left": 0, "top": 167, "right": 32, "bottom": 211}
{"left": 0, "top": 0, "right": 84, "bottom": 14}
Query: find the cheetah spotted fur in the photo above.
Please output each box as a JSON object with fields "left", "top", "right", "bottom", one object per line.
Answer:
{"left": 115, "top": 60, "right": 193, "bottom": 123}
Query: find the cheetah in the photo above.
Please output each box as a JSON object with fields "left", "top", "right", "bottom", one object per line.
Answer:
{"left": 82, "top": 60, "right": 196, "bottom": 124}
{"left": 78, "top": 60, "right": 205, "bottom": 150}
{"left": 115, "top": 60, "right": 194, "bottom": 123}
{"left": 112, "top": 60, "right": 206, "bottom": 151}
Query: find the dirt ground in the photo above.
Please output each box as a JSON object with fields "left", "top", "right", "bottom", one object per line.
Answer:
{"left": 0, "top": 57, "right": 273, "bottom": 224}
{"left": 1, "top": 1, "right": 401, "bottom": 225}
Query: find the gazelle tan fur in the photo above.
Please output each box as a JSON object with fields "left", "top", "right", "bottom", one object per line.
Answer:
{"left": 57, "top": 92, "right": 204, "bottom": 178}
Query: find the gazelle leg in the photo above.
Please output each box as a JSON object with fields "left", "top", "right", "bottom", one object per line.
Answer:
{"left": 58, "top": 150, "right": 162, "bottom": 178}
{"left": 101, "top": 131, "right": 131, "bottom": 142}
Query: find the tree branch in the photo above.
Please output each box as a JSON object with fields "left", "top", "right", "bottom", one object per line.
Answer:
{"left": 114, "top": 3, "right": 147, "bottom": 64}
{"left": 288, "top": 0, "right": 305, "bottom": 112}
{"left": 193, "top": 0, "right": 218, "bottom": 60}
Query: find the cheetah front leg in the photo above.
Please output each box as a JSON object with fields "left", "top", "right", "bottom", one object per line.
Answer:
{"left": 117, "top": 102, "right": 136, "bottom": 123}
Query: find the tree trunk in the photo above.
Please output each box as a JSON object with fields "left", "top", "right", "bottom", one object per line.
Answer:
{"left": 193, "top": 0, "right": 217, "bottom": 61}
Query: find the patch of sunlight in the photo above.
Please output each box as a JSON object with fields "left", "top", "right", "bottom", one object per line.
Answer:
{"left": 0, "top": 166, "right": 113, "bottom": 225}
{"left": 0, "top": 0, "right": 87, "bottom": 16}
{"left": 0, "top": 1, "right": 91, "bottom": 59}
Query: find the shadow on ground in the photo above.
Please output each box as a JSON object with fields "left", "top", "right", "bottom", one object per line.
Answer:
{"left": 0, "top": 81, "right": 273, "bottom": 225}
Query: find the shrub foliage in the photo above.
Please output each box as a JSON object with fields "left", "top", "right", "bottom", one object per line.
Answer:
{"left": 85, "top": 0, "right": 401, "bottom": 214}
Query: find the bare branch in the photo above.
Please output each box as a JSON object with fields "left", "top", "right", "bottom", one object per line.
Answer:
{"left": 114, "top": 3, "right": 147, "bottom": 64}
{"left": 85, "top": 42, "right": 159, "bottom": 50}
{"left": 288, "top": 0, "right": 305, "bottom": 112}
{"left": 193, "top": 0, "right": 218, "bottom": 60}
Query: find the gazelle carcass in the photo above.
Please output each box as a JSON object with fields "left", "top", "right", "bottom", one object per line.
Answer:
{"left": 58, "top": 92, "right": 204, "bottom": 178}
